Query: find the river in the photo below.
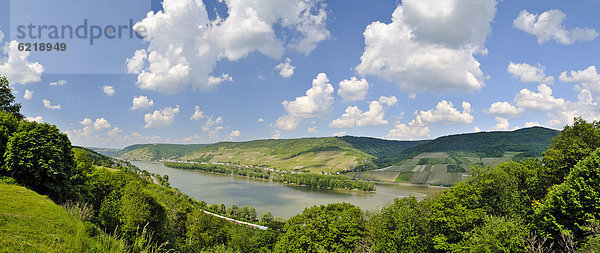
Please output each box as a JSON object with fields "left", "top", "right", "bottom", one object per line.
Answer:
{"left": 130, "top": 161, "right": 447, "bottom": 218}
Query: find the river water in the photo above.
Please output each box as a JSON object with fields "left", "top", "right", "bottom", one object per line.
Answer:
{"left": 131, "top": 161, "right": 447, "bottom": 218}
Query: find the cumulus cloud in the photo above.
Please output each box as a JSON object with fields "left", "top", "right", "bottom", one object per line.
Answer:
{"left": 130, "top": 95, "right": 154, "bottom": 110}
{"left": 524, "top": 121, "right": 541, "bottom": 127}
{"left": 202, "top": 116, "right": 224, "bottom": 138}
{"left": 487, "top": 101, "right": 523, "bottom": 118}
{"left": 559, "top": 66, "right": 600, "bottom": 96}
{"left": 0, "top": 41, "right": 44, "bottom": 84}
{"left": 277, "top": 73, "right": 334, "bottom": 130}
{"left": 333, "top": 131, "right": 346, "bottom": 137}
{"left": 514, "top": 84, "right": 565, "bottom": 111}
{"left": 507, "top": 62, "right": 554, "bottom": 83}
{"left": 418, "top": 100, "right": 474, "bottom": 125}
{"left": 107, "top": 127, "right": 123, "bottom": 137}
{"left": 387, "top": 116, "right": 430, "bottom": 140}
{"left": 356, "top": 0, "right": 496, "bottom": 94}
{"left": 102, "top": 86, "right": 115, "bottom": 96}
{"left": 25, "top": 116, "right": 43, "bottom": 123}
{"left": 338, "top": 77, "right": 369, "bottom": 102}
{"left": 127, "top": 0, "right": 329, "bottom": 94}
{"left": 230, "top": 130, "right": 241, "bottom": 137}
{"left": 43, "top": 99, "right": 61, "bottom": 110}
{"left": 23, "top": 90, "right": 33, "bottom": 100}
{"left": 80, "top": 118, "right": 93, "bottom": 125}
{"left": 258, "top": 118, "right": 265, "bottom": 122}
{"left": 307, "top": 126, "right": 318, "bottom": 133}
{"left": 0, "top": 29, "right": 3, "bottom": 42}
{"left": 144, "top": 105, "right": 180, "bottom": 128}
{"left": 514, "top": 9, "right": 598, "bottom": 45}
{"left": 208, "top": 73, "right": 234, "bottom": 86}
{"left": 50, "top": 80, "right": 67, "bottom": 86}
{"left": 190, "top": 106, "right": 205, "bottom": 120}
{"left": 545, "top": 89, "right": 600, "bottom": 127}
{"left": 491, "top": 117, "right": 510, "bottom": 131}
{"left": 275, "top": 58, "right": 295, "bottom": 78}
{"left": 330, "top": 96, "right": 397, "bottom": 128}
{"left": 93, "top": 118, "right": 111, "bottom": 130}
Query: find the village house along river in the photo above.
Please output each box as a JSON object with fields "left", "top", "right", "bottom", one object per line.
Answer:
{"left": 131, "top": 161, "right": 447, "bottom": 219}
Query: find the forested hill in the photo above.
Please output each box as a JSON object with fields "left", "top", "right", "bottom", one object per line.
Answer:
{"left": 114, "top": 143, "right": 209, "bottom": 161}
{"left": 401, "top": 126, "right": 560, "bottom": 157}
{"left": 109, "top": 127, "right": 559, "bottom": 172}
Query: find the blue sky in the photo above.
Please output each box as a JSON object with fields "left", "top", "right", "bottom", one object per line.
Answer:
{"left": 0, "top": 0, "right": 599, "bottom": 148}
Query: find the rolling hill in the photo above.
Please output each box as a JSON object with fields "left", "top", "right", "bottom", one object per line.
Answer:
{"left": 108, "top": 127, "right": 559, "bottom": 179}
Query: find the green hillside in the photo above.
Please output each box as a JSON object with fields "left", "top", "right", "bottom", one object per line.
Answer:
{"left": 116, "top": 143, "right": 208, "bottom": 160}
{"left": 0, "top": 183, "right": 126, "bottom": 252}
{"left": 114, "top": 127, "right": 559, "bottom": 176}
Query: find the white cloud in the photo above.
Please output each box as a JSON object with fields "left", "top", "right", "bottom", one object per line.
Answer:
{"left": 107, "top": 127, "right": 123, "bottom": 137}
{"left": 474, "top": 126, "right": 482, "bottom": 132}
{"left": 277, "top": 73, "right": 334, "bottom": 130}
{"left": 524, "top": 121, "right": 541, "bottom": 128}
{"left": 546, "top": 89, "right": 600, "bottom": 127}
{"left": 202, "top": 116, "right": 224, "bottom": 138}
{"left": 329, "top": 96, "right": 396, "bottom": 128}
{"left": 25, "top": 116, "right": 43, "bottom": 123}
{"left": 23, "top": 90, "right": 33, "bottom": 100}
{"left": 491, "top": 117, "right": 509, "bottom": 131}
{"left": 559, "top": 66, "right": 600, "bottom": 96}
{"left": 275, "top": 58, "right": 295, "bottom": 78}
{"left": 338, "top": 77, "right": 369, "bottom": 102}
{"left": 0, "top": 29, "right": 3, "bottom": 43}
{"left": 307, "top": 126, "right": 318, "bottom": 133}
{"left": 102, "top": 86, "right": 116, "bottom": 96}
{"left": 144, "top": 105, "right": 180, "bottom": 128}
{"left": 514, "top": 9, "right": 598, "bottom": 45}
{"left": 93, "top": 118, "right": 111, "bottom": 130}
{"left": 0, "top": 41, "right": 44, "bottom": 84}
{"left": 127, "top": 0, "right": 329, "bottom": 94}
{"left": 514, "top": 84, "right": 565, "bottom": 111}
{"left": 130, "top": 95, "right": 154, "bottom": 110}
{"left": 43, "top": 99, "right": 61, "bottom": 110}
{"left": 418, "top": 100, "right": 474, "bottom": 125}
{"left": 208, "top": 73, "right": 234, "bottom": 86}
{"left": 507, "top": 62, "right": 554, "bottom": 83}
{"left": 190, "top": 106, "right": 205, "bottom": 120}
{"left": 50, "top": 80, "right": 67, "bottom": 86}
{"left": 80, "top": 118, "right": 93, "bottom": 126}
{"left": 258, "top": 118, "right": 265, "bottom": 122}
{"left": 356, "top": 0, "right": 496, "bottom": 94}
{"left": 387, "top": 116, "right": 430, "bottom": 140}
{"left": 230, "top": 130, "right": 241, "bottom": 137}
{"left": 332, "top": 131, "right": 346, "bottom": 137}
{"left": 487, "top": 101, "right": 523, "bottom": 118}
{"left": 272, "top": 131, "right": 282, "bottom": 139}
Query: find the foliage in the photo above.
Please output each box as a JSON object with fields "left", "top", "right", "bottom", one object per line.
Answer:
{"left": 461, "top": 215, "right": 527, "bottom": 252}
{"left": 274, "top": 203, "right": 366, "bottom": 253}
{"left": 534, "top": 148, "right": 600, "bottom": 245}
{"left": 0, "top": 75, "right": 23, "bottom": 120}
{"left": 3, "top": 121, "right": 77, "bottom": 203}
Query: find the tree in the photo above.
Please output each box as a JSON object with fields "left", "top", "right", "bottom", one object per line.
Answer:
{"left": 543, "top": 117, "right": 600, "bottom": 188}
{"left": 3, "top": 121, "right": 76, "bottom": 202}
{"left": 367, "top": 197, "right": 431, "bottom": 252}
{"left": 534, "top": 148, "right": 600, "bottom": 246}
{"left": 462, "top": 215, "right": 527, "bottom": 252}
{"left": 0, "top": 111, "right": 18, "bottom": 170}
{"left": 274, "top": 203, "right": 366, "bottom": 253}
{"left": 119, "top": 182, "right": 166, "bottom": 242}
{"left": 0, "top": 75, "right": 23, "bottom": 119}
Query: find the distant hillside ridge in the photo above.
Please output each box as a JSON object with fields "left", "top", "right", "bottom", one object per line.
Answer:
{"left": 108, "top": 127, "right": 559, "bottom": 172}
{"left": 401, "top": 126, "right": 559, "bottom": 158}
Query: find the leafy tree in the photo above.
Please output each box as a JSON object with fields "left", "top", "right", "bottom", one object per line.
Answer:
{"left": 543, "top": 117, "right": 600, "bottom": 188}
{"left": 0, "top": 75, "right": 23, "bottom": 120}
{"left": 118, "top": 182, "right": 166, "bottom": 242}
{"left": 0, "top": 111, "right": 18, "bottom": 169}
{"left": 3, "top": 121, "right": 76, "bottom": 202}
{"left": 185, "top": 208, "right": 229, "bottom": 251}
{"left": 534, "top": 148, "right": 600, "bottom": 245}
{"left": 462, "top": 215, "right": 527, "bottom": 252}
{"left": 367, "top": 197, "right": 431, "bottom": 252}
{"left": 274, "top": 203, "right": 365, "bottom": 253}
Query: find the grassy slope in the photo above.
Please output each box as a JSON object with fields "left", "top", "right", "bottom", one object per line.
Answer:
{"left": 117, "top": 143, "right": 209, "bottom": 160}
{"left": 0, "top": 183, "right": 124, "bottom": 252}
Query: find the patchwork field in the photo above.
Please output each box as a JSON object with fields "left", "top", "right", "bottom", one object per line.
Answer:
{"left": 347, "top": 152, "right": 518, "bottom": 186}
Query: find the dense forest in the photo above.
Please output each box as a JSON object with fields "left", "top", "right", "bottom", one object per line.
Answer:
{"left": 2, "top": 72, "right": 600, "bottom": 252}
{"left": 164, "top": 162, "right": 376, "bottom": 191}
